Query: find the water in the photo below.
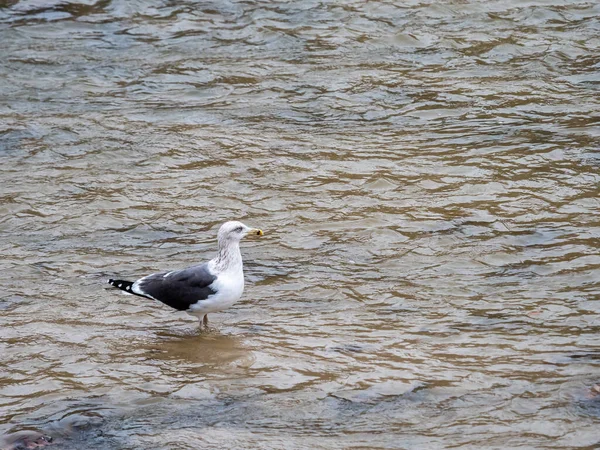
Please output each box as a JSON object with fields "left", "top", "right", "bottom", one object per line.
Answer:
{"left": 1, "top": 0, "right": 599, "bottom": 448}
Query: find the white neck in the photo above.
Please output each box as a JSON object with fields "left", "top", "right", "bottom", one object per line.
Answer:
{"left": 212, "top": 239, "right": 243, "bottom": 272}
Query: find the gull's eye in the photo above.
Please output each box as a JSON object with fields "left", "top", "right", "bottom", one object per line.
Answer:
{"left": 234, "top": 226, "right": 243, "bottom": 233}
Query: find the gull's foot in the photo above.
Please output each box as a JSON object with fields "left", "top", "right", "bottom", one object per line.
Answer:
{"left": 195, "top": 314, "right": 218, "bottom": 334}
{"left": 197, "top": 324, "right": 219, "bottom": 335}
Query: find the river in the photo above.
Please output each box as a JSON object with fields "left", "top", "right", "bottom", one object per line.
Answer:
{"left": 1, "top": 0, "right": 599, "bottom": 448}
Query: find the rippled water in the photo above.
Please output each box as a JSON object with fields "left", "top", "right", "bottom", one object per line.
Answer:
{"left": 1, "top": 0, "right": 600, "bottom": 448}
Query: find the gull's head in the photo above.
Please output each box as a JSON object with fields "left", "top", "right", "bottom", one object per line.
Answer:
{"left": 217, "top": 220, "right": 264, "bottom": 244}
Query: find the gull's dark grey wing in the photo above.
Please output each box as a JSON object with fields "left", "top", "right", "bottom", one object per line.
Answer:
{"left": 132, "top": 263, "right": 218, "bottom": 311}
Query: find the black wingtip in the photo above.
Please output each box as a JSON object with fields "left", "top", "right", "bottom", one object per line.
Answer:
{"left": 108, "top": 279, "right": 114, "bottom": 284}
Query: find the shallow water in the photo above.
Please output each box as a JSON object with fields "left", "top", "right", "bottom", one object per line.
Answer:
{"left": 1, "top": 0, "right": 599, "bottom": 448}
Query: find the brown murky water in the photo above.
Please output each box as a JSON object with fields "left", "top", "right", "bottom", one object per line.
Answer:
{"left": 1, "top": 0, "right": 600, "bottom": 448}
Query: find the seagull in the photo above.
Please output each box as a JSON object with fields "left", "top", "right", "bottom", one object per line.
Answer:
{"left": 107, "top": 221, "right": 264, "bottom": 330}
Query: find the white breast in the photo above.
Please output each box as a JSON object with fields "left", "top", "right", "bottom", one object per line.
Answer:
{"left": 189, "top": 267, "right": 245, "bottom": 315}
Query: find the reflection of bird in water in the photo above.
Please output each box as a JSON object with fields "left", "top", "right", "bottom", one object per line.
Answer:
{"left": 146, "top": 331, "right": 255, "bottom": 368}
{"left": 108, "top": 221, "right": 263, "bottom": 330}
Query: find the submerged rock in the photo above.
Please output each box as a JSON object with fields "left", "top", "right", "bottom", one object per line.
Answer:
{"left": 0, "top": 431, "right": 53, "bottom": 450}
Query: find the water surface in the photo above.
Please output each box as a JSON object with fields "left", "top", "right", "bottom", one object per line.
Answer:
{"left": 1, "top": 0, "right": 599, "bottom": 448}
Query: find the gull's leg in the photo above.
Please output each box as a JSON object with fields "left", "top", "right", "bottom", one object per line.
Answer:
{"left": 203, "top": 315, "right": 209, "bottom": 328}
{"left": 198, "top": 315, "right": 205, "bottom": 331}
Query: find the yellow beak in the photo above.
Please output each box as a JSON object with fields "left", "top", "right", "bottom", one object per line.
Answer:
{"left": 247, "top": 228, "right": 264, "bottom": 237}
